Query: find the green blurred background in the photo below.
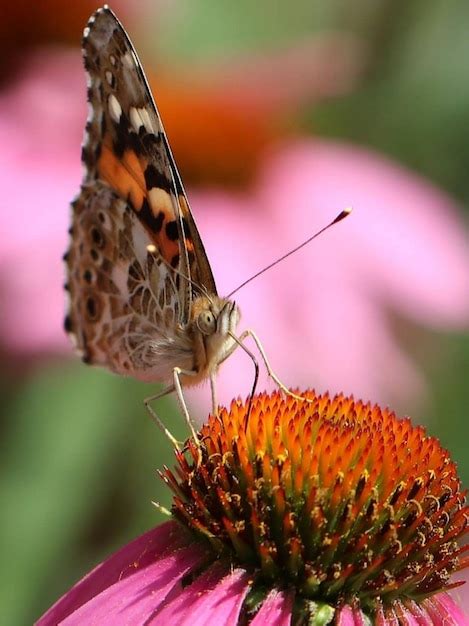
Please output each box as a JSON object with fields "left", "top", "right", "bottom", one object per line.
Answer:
{"left": 0, "top": 1, "right": 468, "bottom": 623}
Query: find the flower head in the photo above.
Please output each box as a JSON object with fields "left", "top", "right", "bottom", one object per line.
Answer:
{"left": 38, "top": 390, "right": 468, "bottom": 625}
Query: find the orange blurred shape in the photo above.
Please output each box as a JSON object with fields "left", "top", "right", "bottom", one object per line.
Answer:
{"left": 146, "top": 36, "right": 364, "bottom": 188}
{"left": 149, "top": 73, "right": 275, "bottom": 188}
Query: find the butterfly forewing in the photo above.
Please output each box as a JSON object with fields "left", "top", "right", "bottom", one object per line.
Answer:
{"left": 80, "top": 7, "right": 216, "bottom": 308}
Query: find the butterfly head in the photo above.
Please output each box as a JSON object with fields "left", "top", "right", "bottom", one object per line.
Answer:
{"left": 191, "top": 296, "right": 240, "bottom": 372}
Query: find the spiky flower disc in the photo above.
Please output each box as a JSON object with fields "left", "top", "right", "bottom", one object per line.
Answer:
{"left": 162, "top": 390, "right": 468, "bottom": 614}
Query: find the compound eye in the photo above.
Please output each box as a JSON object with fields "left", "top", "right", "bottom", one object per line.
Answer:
{"left": 197, "top": 310, "right": 216, "bottom": 335}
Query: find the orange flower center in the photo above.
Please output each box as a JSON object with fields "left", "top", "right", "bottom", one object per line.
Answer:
{"left": 161, "top": 390, "right": 468, "bottom": 607}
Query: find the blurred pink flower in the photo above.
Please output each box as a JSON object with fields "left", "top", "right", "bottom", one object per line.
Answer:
{"left": 1, "top": 51, "right": 468, "bottom": 411}
{"left": 0, "top": 50, "right": 83, "bottom": 354}
{"left": 188, "top": 141, "right": 469, "bottom": 410}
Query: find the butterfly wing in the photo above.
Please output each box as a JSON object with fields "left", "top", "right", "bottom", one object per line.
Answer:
{"left": 65, "top": 7, "right": 215, "bottom": 380}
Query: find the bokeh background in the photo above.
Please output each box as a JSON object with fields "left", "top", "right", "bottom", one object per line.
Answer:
{"left": 1, "top": 1, "right": 468, "bottom": 623}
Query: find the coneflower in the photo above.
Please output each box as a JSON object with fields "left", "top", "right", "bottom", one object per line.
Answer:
{"left": 37, "top": 390, "right": 468, "bottom": 625}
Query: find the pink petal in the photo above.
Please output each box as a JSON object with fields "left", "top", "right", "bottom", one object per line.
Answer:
{"left": 374, "top": 602, "right": 393, "bottom": 626}
{"left": 335, "top": 604, "right": 359, "bottom": 625}
{"left": 37, "top": 522, "right": 207, "bottom": 625}
{"left": 401, "top": 600, "right": 433, "bottom": 626}
{"left": 382, "top": 609, "right": 399, "bottom": 626}
{"left": 393, "top": 601, "right": 421, "bottom": 626}
{"left": 423, "top": 592, "right": 469, "bottom": 625}
{"left": 449, "top": 582, "right": 469, "bottom": 620}
{"left": 250, "top": 588, "right": 294, "bottom": 625}
{"left": 335, "top": 604, "right": 371, "bottom": 626}
{"left": 150, "top": 562, "right": 250, "bottom": 625}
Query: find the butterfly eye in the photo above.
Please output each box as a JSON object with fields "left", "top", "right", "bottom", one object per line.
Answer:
{"left": 197, "top": 311, "right": 216, "bottom": 335}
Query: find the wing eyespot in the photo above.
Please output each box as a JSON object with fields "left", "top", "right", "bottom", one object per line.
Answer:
{"left": 85, "top": 296, "right": 99, "bottom": 320}
{"left": 64, "top": 315, "right": 73, "bottom": 332}
{"left": 90, "top": 226, "right": 105, "bottom": 248}
{"left": 83, "top": 269, "right": 94, "bottom": 284}
{"left": 165, "top": 220, "right": 179, "bottom": 241}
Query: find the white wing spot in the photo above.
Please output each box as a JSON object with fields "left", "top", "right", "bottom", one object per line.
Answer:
{"left": 105, "top": 70, "right": 114, "bottom": 86}
{"left": 130, "top": 107, "right": 143, "bottom": 132}
{"left": 110, "top": 54, "right": 117, "bottom": 66}
{"left": 108, "top": 94, "right": 122, "bottom": 123}
{"left": 139, "top": 107, "right": 154, "bottom": 133}
{"left": 123, "top": 52, "right": 135, "bottom": 69}
{"left": 149, "top": 187, "right": 173, "bottom": 214}
{"left": 83, "top": 26, "right": 90, "bottom": 39}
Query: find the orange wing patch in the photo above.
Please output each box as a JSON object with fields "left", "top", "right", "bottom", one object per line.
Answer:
{"left": 98, "top": 141, "right": 195, "bottom": 268}
{"left": 98, "top": 145, "right": 146, "bottom": 211}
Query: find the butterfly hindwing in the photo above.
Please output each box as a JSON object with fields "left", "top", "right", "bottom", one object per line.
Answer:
{"left": 65, "top": 180, "right": 198, "bottom": 380}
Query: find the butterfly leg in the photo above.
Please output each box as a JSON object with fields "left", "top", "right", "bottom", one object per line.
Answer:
{"left": 144, "top": 385, "right": 182, "bottom": 450}
{"left": 145, "top": 369, "right": 203, "bottom": 450}
{"left": 218, "top": 333, "right": 260, "bottom": 427}
{"left": 229, "top": 329, "right": 311, "bottom": 404}
{"left": 210, "top": 373, "right": 218, "bottom": 417}
{"left": 172, "top": 367, "right": 202, "bottom": 447}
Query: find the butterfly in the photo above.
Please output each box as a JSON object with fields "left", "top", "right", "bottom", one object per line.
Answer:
{"left": 64, "top": 5, "right": 306, "bottom": 442}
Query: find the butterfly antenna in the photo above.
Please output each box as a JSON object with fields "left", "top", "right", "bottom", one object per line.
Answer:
{"left": 226, "top": 207, "right": 352, "bottom": 298}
